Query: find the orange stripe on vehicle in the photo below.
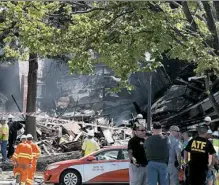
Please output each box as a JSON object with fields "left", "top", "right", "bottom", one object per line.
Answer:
{"left": 88, "top": 169, "right": 129, "bottom": 183}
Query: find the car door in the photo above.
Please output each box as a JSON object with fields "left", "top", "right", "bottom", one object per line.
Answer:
{"left": 83, "top": 149, "right": 120, "bottom": 183}
{"left": 116, "top": 149, "right": 130, "bottom": 183}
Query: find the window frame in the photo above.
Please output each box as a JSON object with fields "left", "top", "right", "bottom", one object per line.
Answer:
{"left": 94, "top": 149, "right": 120, "bottom": 161}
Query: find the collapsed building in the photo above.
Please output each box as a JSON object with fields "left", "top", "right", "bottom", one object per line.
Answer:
{"left": 0, "top": 57, "right": 218, "bottom": 166}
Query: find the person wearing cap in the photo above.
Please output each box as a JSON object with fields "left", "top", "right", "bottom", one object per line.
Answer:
{"left": 0, "top": 117, "right": 9, "bottom": 162}
{"left": 11, "top": 135, "right": 33, "bottom": 185}
{"left": 26, "top": 134, "right": 41, "bottom": 185}
{"left": 205, "top": 116, "right": 212, "bottom": 125}
{"left": 134, "top": 114, "right": 146, "bottom": 126}
{"left": 128, "top": 123, "right": 147, "bottom": 185}
{"left": 8, "top": 121, "right": 23, "bottom": 159}
{"left": 168, "top": 125, "right": 182, "bottom": 185}
{"left": 206, "top": 131, "right": 219, "bottom": 185}
{"left": 7, "top": 114, "right": 14, "bottom": 127}
{"left": 212, "top": 132, "right": 219, "bottom": 185}
{"left": 184, "top": 125, "right": 216, "bottom": 185}
{"left": 145, "top": 122, "right": 170, "bottom": 185}
{"left": 82, "top": 130, "right": 100, "bottom": 156}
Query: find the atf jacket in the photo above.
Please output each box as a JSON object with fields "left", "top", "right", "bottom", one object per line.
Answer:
{"left": 11, "top": 143, "right": 32, "bottom": 168}
{"left": 27, "top": 141, "right": 41, "bottom": 166}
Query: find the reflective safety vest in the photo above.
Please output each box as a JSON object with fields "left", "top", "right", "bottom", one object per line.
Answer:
{"left": 82, "top": 138, "right": 100, "bottom": 156}
{"left": 11, "top": 142, "right": 33, "bottom": 168}
{"left": 0, "top": 124, "right": 9, "bottom": 141}
{"left": 27, "top": 141, "right": 41, "bottom": 166}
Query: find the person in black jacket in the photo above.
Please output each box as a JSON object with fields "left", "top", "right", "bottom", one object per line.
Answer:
{"left": 7, "top": 121, "right": 23, "bottom": 158}
{"left": 184, "top": 125, "right": 216, "bottom": 185}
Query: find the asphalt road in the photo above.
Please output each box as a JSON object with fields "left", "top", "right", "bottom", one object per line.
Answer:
{"left": 0, "top": 171, "right": 44, "bottom": 185}
{"left": 0, "top": 171, "right": 129, "bottom": 185}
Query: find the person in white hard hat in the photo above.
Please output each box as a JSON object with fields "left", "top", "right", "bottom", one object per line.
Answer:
{"left": 82, "top": 131, "right": 100, "bottom": 156}
{"left": 135, "top": 114, "right": 146, "bottom": 126}
{"left": 26, "top": 134, "right": 41, "bottom": 185}
{"left": 204, "top": 116, "right": 212, "bottom": 125}
{"left": 11, "top": 135, "right": 33, "bottom": 185}
{"left": 7, "top": 114, "right": 14, "bottom": 127}
{"left": 136, "top": 114, "right": 143, "bottom": 119}
{"left": 207, "top": 129, "right": 213, "bottom": 140}
{"left": 204, "top": 116, "right": 213, "bottom": 134}
{"left": 0, "top": 117, "right": 9, "bottom": 162}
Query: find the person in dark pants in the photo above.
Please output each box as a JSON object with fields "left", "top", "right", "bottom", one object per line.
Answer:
{"left": 184, "top": 125, "right": 216, "bottom": 185}
{"left": 7, "top": 121, "right": 23, "bottom": 158}
{"left": 128, "top": 123, "right": 147, "bottom": 185}
{"left": 7, "top": 114, "right": 14, "bottom": 128}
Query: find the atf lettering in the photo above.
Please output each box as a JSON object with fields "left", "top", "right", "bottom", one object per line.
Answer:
{"left": 191, "top": 140, "right": 206, "bottom": 152}
{"left": 196, "top": 141, "right": 202, "bottom": 148}
{"left": 201, "top": 142, "right": 206, "bottom": 149}
{"left": 191, "top": 141, "right": 196, "bottom": 148}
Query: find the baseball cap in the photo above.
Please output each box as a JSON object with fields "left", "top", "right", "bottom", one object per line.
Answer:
{"left": 169, "top": 125, "right": 180, "bottom": 132}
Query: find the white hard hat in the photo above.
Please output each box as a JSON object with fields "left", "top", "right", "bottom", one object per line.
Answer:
{"left": 87, "top": 131, "right": 94, "bottom": 137}
{"left": 8, "top": 114, "right": 14, "bottom": 119}
{"left": 1, "top": 117, "right": 6, "bottom": 121}
{"left": 27, "top": 134, "right": 33, "bottom": 139}
{"left": 204, "top": 116, "right": 211, "bottom": 122}
{"left": 213, "top": 131, "right": 219, "bottom": 137}
{"left": 207, "top": 129, "right": 213, "bottom": 134}
{"left": 20, "top": 135, "right": 27, "bottom": 139}
{"left": 136, "top": 114, "right": 143, "bottom": 119}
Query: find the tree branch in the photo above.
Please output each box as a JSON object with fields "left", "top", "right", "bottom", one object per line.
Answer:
{"left": 202, "top": 1, "right": 219, "bottom": 53}
{"left": 213, "top": 1, "right": 219, "bottom": 20}
{"left": 205, "top": 72, "right": 219, "bottom": 116}
{"left": 182, "top": 2, "right": 198, "bottom": 31}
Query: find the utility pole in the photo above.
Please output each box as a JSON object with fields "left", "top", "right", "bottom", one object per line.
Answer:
{"left": 145, "top": 52, "right": 154, "bottom": 131}
{"left": 147, "top": 72, "right": 152, "bottom": 130}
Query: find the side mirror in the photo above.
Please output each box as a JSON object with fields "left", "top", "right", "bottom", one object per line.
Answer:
{"left": 87, "top": 156, "right": 96, "bottom": 161}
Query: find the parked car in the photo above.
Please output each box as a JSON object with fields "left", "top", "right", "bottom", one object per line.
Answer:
{"left": 44, "top": 146, "right": 129, "bottom": 185}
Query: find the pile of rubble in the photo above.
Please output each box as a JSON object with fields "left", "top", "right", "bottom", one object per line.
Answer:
{"left": 34, "top": 115, "right": 133, "bottom": 157}
{"left": 0, "top": 115, "right": 133, "bottom": 171}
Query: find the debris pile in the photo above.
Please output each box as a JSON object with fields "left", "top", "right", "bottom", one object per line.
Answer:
{"left": 33, "top": 115, "right": 133, "bottom": 157}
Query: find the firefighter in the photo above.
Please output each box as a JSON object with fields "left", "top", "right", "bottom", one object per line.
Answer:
{"left": 26, "top": 134, "right": 41, "bottom": 185}
{"left": 11, "top": 135, "right": 33, "bottom": 185}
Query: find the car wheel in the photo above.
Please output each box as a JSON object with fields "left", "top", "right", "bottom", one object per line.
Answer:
{"left": 60, "top": 169, "right": 82, "bottom": 185}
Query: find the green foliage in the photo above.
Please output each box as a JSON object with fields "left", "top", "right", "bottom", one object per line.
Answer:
{"left": 1, "top": 1, "right": 219, "bottom": 88}
{"left": 0, "top": 1, "right": 71, "bottom": 60}
{"left": 65, "top": 2, "right": 219, "bottom": 84}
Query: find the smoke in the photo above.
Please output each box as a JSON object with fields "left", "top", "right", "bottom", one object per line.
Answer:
{"left": 0, "top": 62, "right": 22, "bottom": 112}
